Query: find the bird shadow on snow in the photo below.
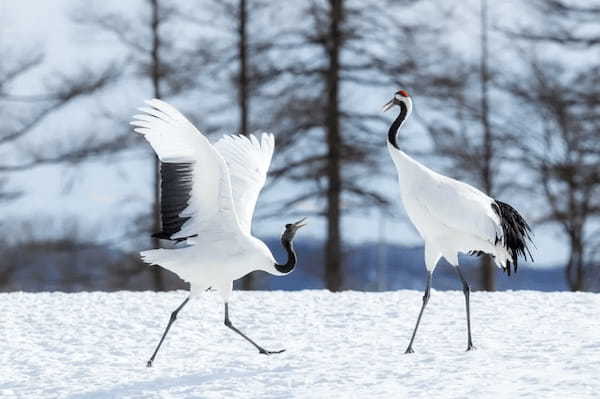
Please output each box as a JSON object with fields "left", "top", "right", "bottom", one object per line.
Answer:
{"left": 69, "top": 365, "right": 294, "bottom": 398}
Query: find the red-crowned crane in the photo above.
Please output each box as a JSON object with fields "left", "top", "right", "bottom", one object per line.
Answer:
{"left": 382, "top": 90, "right": 533, "bottom": 353}
{"left": 131, "top": 99, "right": 306, "bottom": 367}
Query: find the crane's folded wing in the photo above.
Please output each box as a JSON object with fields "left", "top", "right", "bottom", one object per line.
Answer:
{"left": 417, "top": 174, "right": 503, "bottom": 247}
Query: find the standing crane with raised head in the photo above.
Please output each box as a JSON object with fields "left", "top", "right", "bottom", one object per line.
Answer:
{"left": 131, "top": 99, "right": 306, "bottom": 367}
{"left": 382, "top": 90, "right": 533, "bottom": 353}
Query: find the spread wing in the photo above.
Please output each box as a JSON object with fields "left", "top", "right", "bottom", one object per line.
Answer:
{"left": 213, "top": 133, "right": 274, "bottom": 234}
{"left": 131, "top": 99, "right": 240, "bottom": 240}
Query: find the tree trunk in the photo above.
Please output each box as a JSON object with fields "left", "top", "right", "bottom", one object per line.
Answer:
{"left": 237, "top": 0, "right": 254, "bottom": 290}
{"left": 238, "top": 0, "right": 249, "bottom": 138}
{"left": 479, "top": 0, "right": 495, "bottom": 291}
{"left": 324, "top": 0, "right": 343, "bottom": 292}
{"left": 150, "top": 0, "right": 165, "bottom": 291}
{"left": 566, "top": 234, "right": 585, "bottom": 291}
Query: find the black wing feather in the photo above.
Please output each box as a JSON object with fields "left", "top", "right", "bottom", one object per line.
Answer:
{"left": 152, "top": 162, "right": 197, "bottom": 242}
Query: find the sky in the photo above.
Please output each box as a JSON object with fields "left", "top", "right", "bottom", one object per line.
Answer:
{"left": 0, "top": 0, "right": 568, "bottom": 267}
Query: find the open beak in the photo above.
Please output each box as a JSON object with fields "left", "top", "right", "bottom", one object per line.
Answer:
{"left": 292, "top": 217, "right": 308, "bottom": 229}
{"left": 382, "top": 98, "right": 395, "bottom": 112}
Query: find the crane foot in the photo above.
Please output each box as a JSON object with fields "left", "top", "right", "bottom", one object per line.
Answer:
{"left": 259, "top": 348, "right": 286, "bottom": 355}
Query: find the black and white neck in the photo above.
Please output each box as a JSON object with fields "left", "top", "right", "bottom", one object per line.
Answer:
{"left": 273, "top": 218, "right": 305, "bottom": 274}
{"left": 274, "top": 237, "right": 297, "bottom": 274}
{"left": 388, "top": 101, "right": 410, "bottom": 150}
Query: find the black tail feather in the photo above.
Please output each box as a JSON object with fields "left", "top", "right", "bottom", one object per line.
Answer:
{"left": 491, "top": 200, "right": 534, "bottom": 275}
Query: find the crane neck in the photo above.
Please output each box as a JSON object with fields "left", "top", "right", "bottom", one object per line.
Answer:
{"left": 274, "top": 237, "right": 296, "bottom": 274}
{"left": 387, "top": 101, "right": 426, "bottom": 179}
{"left": 388, "top": 102, "right": 409, "bottom": 150}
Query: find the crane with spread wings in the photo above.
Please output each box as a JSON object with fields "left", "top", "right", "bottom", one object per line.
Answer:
{"left": 131, "top": 99, "right": 306, "bottom": 367}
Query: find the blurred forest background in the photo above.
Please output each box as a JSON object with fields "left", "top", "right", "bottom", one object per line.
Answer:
{"left": 1, "top": 0, "right": 599, "bottom": 293}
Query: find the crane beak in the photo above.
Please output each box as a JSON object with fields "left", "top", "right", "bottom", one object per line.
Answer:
{"left": 292, "top": 217, "right": 308, "bottom": 229}
{"left": 382, "top": 98, "right": 395, "bottom": 112}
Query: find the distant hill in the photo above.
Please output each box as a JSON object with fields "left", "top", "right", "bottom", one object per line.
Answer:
{"left": 0, "top": 240, "right": 185, "bottom": 292}
{"left": 0, "top": 237, "right": 573, "bottom": 292}
{"left": 241, "top": 238, "right": 571, "bottom": 292}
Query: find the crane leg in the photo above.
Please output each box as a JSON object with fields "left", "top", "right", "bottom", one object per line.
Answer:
{"left": 147, "top": 296, "right": 190, "bottom": 367}
{"left": 455, "top": 266, "right": 475, "bottom": 351}
{"left": 405, "top": 271, "right": 432, "bottom": 354}
{"left": 224, "top": 303, "right": 285, "bottom": 355}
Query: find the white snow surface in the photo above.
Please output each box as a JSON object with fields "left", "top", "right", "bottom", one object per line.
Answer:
{"left": 2, "top": 290, "right": 600, "bottom": 398}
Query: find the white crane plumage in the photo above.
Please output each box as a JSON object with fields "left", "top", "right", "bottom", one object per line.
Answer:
{"left": 130, "top": 99, "right": 306, "bottom": 367}
{"left": 383, "top": 90, "right": 533, "bottom": 353}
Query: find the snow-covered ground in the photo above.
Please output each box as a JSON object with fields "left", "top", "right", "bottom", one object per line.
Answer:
{"left": 1, "top": 290, "right": 599, "bottom": 398}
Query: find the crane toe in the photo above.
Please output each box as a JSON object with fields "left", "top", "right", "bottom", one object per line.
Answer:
{"left": 259, "top": 348, "right": 286, "bottom": 355}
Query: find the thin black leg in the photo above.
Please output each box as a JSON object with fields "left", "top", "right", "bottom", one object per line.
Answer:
{"left": 455, "top": 266, "right": 475, "bottom": 351}
{"left": 224, "top": 303, "right": 285, "bottom": 355}
{"left": 405, "top": 271, "right": 432, "bottom": 354}
{"left": 147, "top": 296, "right": 190, "bottom": 367}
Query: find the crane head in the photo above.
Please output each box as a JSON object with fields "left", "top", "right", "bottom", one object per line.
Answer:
{"left": 382, "top": 89, "right": 411, "bottom": 112}
{"left": 282, "top": 217, "right": 307, "bottom": 242}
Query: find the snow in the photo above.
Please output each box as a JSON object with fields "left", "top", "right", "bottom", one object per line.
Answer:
{"left": 2, "top": 290, "right": 599, "bottom": 398}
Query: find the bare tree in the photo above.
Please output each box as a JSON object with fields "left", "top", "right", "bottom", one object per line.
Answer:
{"left": 0, "top": 43, "right": 121, "bottom": 202}
{"left": 506, "top": 59, "right": 600, "bottom": 291}
{"left": 194, "top": 0, "right": 278, "bottom": 290}
{"left": 73, "top": 0, "right": 212, "bottom": 291}
{"left": 256, "top": 0, "right": 350, "bottom": 291}
{"left": 265, "top": 0, "right": 436, "bottom": 290}
{"left": 502, "top": 0, "right": 600, "bottom": 290}
{"left": 511, "top": 0, "right": 600, "bottom": 49}
{"left": 322, "top": 0, "right": 344, "bottom": 291}
{"left": 477, "top": 0, "right": 497, "bottom": 290}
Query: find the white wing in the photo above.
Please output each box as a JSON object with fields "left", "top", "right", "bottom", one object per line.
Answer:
{"left": 213, "top": 133, "right": 274, "bottom": 234}
{"left": 131, "top": 99, "right": 240, "bottom": 239}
